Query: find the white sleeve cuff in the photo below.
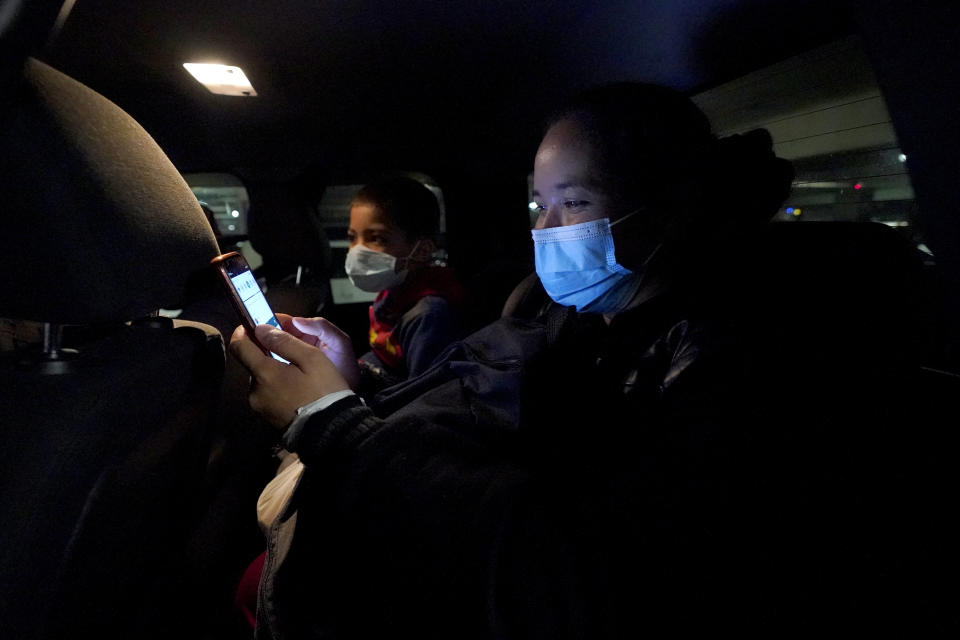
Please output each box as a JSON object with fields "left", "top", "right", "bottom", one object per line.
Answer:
{"left": 287, "top": 389, "right": 356, "bottom": 433}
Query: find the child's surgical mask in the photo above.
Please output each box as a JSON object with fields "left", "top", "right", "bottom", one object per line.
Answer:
{"left": 344, "top": 241, "right": 421, "bottom": 292}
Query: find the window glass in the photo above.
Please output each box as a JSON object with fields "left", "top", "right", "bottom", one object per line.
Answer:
{"left": 183, "top": 172, "right": 251, "bottom": 237}
{"left": 183, "top": 171, "right": 263, "bottom": 268}
{"left": 692, "top": 35, "right": 931, "bottom": 261}
{"left": 772, "top": 148, "right": 928, "bottom": 256}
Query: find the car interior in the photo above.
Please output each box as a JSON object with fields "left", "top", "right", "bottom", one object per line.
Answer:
{"left": 1, "top": 0, "right": 958, "bottom": 637}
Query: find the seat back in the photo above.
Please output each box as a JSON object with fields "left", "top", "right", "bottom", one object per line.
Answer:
{"left": 0, "top": 17, "right": 224, "bottom": 635}
{"left": 725, "top": 221, "right": 953, "bottom": 631}
{"left": 500, "top": 271, "right": 548, "bottom": 320}
{"left": 247, "top": 181, "right": 333, "bottom": 317}
{"left": 736, "top": 221, "right": 936, "bottom": 378}
{"left": 0, "top": 319, "right": 224, "bottom": 639}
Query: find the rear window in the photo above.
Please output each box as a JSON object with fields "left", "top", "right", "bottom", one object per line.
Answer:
{"left": 183, "top": 172, "right": 263, "bottom": 269}
{"left": 692, "top": 34, "right": 930, "bottom": 260}
{"left": 183, "top": 172, "right": 250, "bottom": 237}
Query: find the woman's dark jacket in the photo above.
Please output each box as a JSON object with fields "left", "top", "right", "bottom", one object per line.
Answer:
{"left": 255, "top": 291, "right": 757, "bottom": 639}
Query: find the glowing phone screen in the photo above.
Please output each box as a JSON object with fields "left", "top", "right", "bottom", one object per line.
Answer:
{"left": 229, "top": 269, "right": 289, "bottom": 364}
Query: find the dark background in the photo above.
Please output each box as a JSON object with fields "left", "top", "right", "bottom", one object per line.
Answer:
{"left": 18, "top": 1, "right": 959, "bottom": 342}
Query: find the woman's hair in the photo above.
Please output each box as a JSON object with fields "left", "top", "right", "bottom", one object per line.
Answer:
{"left": 353, "top": 176, "right": 441, "bottom": 242}
{"left": 549, "top": 82, "right": 793, "bottom": 229}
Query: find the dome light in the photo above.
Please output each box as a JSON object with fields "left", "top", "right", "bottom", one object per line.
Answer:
{"left": 183, "top": 63, "right": 258, "bottom": 96}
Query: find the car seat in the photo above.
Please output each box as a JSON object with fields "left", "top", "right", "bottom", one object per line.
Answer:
{"left": 247, "top": 181, "right": 333, "bottom": 318}
{"left": 725, "top": 221, "right": 953, "bottom": 632}
{"left": 499, "top": 220, "right": 956, "bottom": 631}
{"left": 0, "top": 4, "right": 225, "bottom": 637}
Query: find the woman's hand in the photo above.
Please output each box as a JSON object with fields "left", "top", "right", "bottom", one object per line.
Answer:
{"left": 276, "top": 313, "right": 361, "bottom": 390}
{"left": 229, "top": 323, "right": 351, "bottom": 430}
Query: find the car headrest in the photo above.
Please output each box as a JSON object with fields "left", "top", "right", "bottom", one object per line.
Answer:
{"left": 0, "top": 58, "right": 219, "bottom": 324}
{"left": 247, "top": 182, "right": 332, "bottom": 276}
{"left": 743, "top": 221, "right": 935, "bottom": 367}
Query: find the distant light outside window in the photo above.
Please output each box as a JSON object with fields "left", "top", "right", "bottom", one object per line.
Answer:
{"left": 772, "top": 147, "right": 923, "bottom": 255}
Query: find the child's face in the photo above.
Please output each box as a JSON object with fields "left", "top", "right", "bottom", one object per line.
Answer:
{"left": 347, "top": 203, "right": 418, "bottom": 259}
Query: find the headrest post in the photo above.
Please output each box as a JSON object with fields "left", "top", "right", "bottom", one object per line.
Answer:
{"left": 41, "top": 322, "right": 61, "bottom": 358}
{"left": 26, "top": 321, "right": 78, "bottom": 374}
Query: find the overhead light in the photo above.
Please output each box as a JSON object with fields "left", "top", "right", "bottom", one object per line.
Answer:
{"left": 183, "top": 63, "right": 258, "bottom": 96}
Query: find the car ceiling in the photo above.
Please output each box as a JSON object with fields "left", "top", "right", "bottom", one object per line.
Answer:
{"left": 38, "top": 0, "right": 856, "bottom": 181}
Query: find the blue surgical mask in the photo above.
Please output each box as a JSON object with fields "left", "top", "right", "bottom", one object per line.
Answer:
{"left": 531, "top": 210, "right": 642, "bottom": 314}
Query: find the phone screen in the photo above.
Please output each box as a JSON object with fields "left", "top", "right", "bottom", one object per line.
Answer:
{"left": 215, "top": 253, "right": 290, "bottom": 364}
{"left": 229, "top": 269, "right": 281, "bottom": 329}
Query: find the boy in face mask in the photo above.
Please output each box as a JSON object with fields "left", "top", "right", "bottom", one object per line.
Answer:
{"left": 233, "top": 177, "right": 465, "bottom": 627}
{"left": 344, "top": 176, "right": 465, "bottom": 392}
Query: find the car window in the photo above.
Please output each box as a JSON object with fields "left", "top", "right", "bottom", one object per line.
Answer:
{"left": 183, "top": 172, "right": 250, "bottom": 236}
{"left": 692, "top": 35, "right": 929, "bottom": 260}
{"left": 183, "top": 171, "right": 264, "bottom": 269}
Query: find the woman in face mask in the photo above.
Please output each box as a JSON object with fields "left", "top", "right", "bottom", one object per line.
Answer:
{"left": 344, "top": 176, "right": 465, "bottom": 392}
{"left": 527, "top": 83, "right": 792, "bottom": 323}
{"left": 230, "top": 84, "right": 797, "bottom": 638}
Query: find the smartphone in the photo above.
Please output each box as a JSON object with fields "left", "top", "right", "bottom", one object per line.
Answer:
{"left": 211, "top": 251, "right": 290, "bottom": 364}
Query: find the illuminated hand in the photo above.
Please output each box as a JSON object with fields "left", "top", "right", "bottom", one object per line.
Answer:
{"left": 280, "top": 314, "right": 361, "bottom": 390}
{"left": 230, "top": 323, "right": 350, "bottom": 429}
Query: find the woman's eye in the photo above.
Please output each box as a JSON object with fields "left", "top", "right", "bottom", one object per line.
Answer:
{"left": 564, "top": 200, "right": 589, "bottom": 209}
